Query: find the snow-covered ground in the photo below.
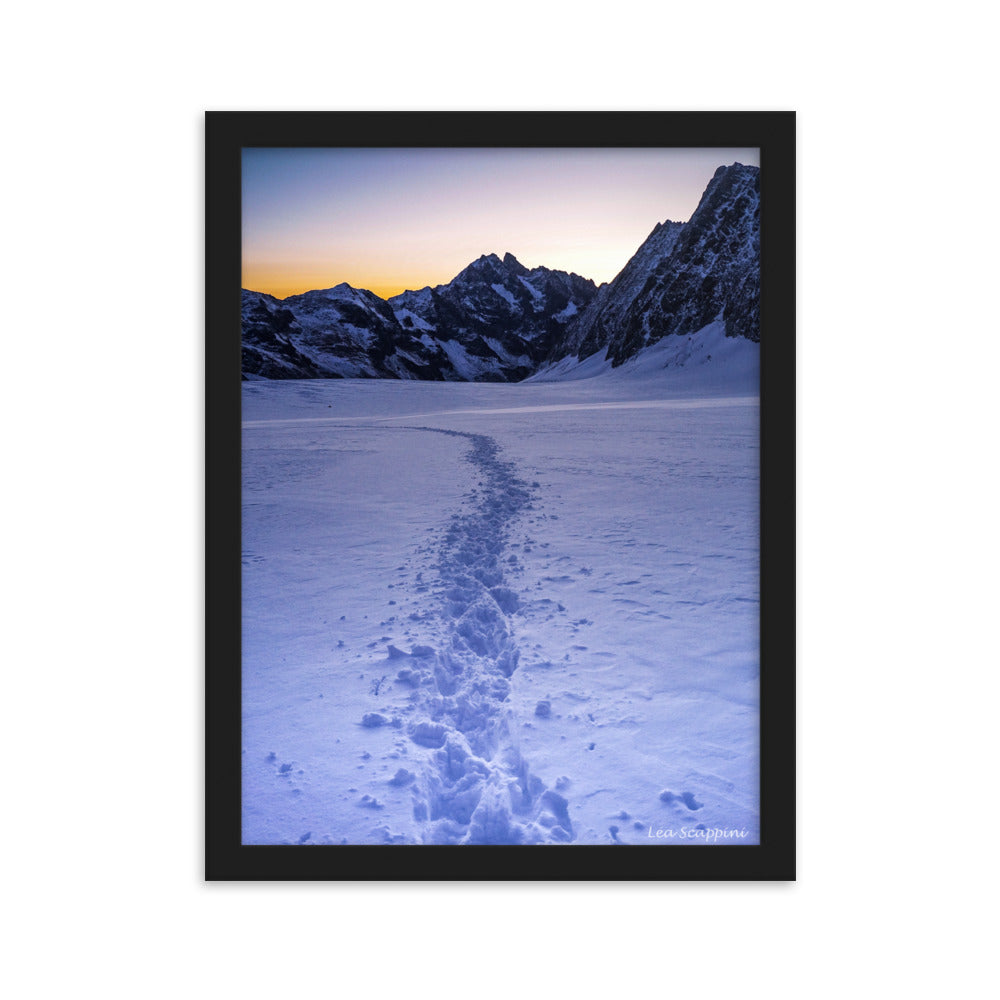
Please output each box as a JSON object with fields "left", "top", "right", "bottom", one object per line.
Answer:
{"left": 242, "top": 324, "right": 760, "bottom": 845}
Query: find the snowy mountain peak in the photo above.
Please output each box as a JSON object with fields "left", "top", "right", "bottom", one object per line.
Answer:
{"left": 311, "top": 281, "right": 355, "bottom": 296}
{"left": 456, "top": 252, "right": 528, "bottom": 282}
{"left": 501, "top": 251, "right": 528, "bottom": 275}
{"left": 281, "top": 282, "right": 374, "bottom": 309}
{"left": 686, "top": 162, "right": 758, "bottom": 230}
{"left": 545, "top": 162, "right": 760, "bottom": 367}
{"left": 455, "top": 254, "right": 503, "bottom": 283}
{"left": 243, "top": 251, "right": 598, "bottom": 383}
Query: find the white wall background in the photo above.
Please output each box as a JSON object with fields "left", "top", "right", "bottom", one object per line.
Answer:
{"left": 4, "top": 2, "right": 996, "bottom": 996}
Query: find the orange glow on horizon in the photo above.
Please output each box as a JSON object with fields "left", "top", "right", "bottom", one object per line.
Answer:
{"left": 241, "top": 259, "right": 443, "bottom": 301}
{"left": 242, "top": 256, "right": 459, "bottom": 301}
{"left": 242, "top": 148, "right": 761, "bottom": 303}
{"left": 242, "top": 243, "right": 649, "bottom": 302}
{"left": 243, "top": 274, "right": 422, "bottom": 301}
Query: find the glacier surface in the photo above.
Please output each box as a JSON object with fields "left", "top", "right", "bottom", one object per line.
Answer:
{"left": 242, "top": 324, "right": 760, "bottom": 845}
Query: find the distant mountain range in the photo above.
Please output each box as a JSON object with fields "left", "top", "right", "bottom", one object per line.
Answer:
{"left": 241, "top": 162, "right": 759, "bottom": 381}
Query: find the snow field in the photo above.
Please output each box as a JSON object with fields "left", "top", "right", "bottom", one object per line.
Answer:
{"left": 242, "top": 329, "right": 760, "bottom": 844}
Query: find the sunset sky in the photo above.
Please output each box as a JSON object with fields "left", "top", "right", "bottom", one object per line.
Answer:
{"left": 242, "top": 147, "right": 760, "bottom": 300}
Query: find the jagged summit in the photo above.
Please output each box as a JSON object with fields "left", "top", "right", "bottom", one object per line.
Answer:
{"left": 456, "top": 251, "right": 528, "bottom": 283}
{"left": 502, "top": 251, "right": 528, "bottom": 275}
{"left": 545, "top": 162, "right": 759, "bottom": 367}
{"left": 242, "top": 251, "right": 597, "bottom": 382}
{"left": 455, "top": 253, "right": 504, "bottom": 282}
{"left": 285, "top": 281, "right": 359, "bottom": 301}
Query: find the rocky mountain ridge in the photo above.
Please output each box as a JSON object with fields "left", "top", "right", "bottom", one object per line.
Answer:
{"left": 547, "top": 162, "right": 759, "bottom": 367}
{"left": 242, "top": 254, "right": 596, "bottom": 382}
{"left": 241, "top": 162, "right": 759, "bottom": 381}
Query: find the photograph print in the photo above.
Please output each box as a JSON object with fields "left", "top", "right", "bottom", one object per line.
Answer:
{"left": 207, "top": 112, "right": 795, "bottom": 879}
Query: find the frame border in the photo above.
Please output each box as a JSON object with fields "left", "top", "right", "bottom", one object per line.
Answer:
{"left": 206, "top": 111, "right": 795, "bottom": 881}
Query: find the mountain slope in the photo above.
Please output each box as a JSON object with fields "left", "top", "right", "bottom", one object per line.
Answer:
{"left": 278, "top": 283, "right": 458, "bottom": 380}
{"left": 242, "top": 291, "right": 328, "bottom": 380}
{"left": 391, "top": 252, "right": 596, "bottom": 374}
{"left": 241, "top": 254, "right": 596, "bottom": 382}
{"left": 549, "top": 162, "right": 760, "bottom": 368}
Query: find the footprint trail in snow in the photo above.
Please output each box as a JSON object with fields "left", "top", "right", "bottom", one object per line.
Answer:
{"left": 391, "top": 427, "right": 574, "bottom": 844}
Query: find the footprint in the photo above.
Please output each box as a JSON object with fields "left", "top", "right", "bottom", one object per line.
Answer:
{"left": 659, "top": 789, "right": 703, "bottom": 810}
{"left": 680, "top": 791, "right": 703, "bottom": 811}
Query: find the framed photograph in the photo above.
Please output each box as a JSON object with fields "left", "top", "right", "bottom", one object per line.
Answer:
{"left": 206, "top": 111, "right": 795, "bottom": 880}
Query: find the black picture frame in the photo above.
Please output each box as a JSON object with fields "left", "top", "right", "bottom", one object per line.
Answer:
{"left": 206, "top": 111, "right": 795, "bottom": 881}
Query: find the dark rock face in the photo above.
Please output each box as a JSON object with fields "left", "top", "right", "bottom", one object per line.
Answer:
{"left": 280, "top": 283, "right": 454, "bottom": 380}
{"left": 241, "top": 291, "right": 329, "bottom": 380}
{"left": 548, "top": 220, "right": 685, "bottom": 364}
{"left": 241, "top": 255, "right": 596, "bottom": 382}
{"left": 388, "top": 253, "right": 597, "bottom": 380}
{"left": 551, "top": 163, "right": 759, "bottom": 367}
